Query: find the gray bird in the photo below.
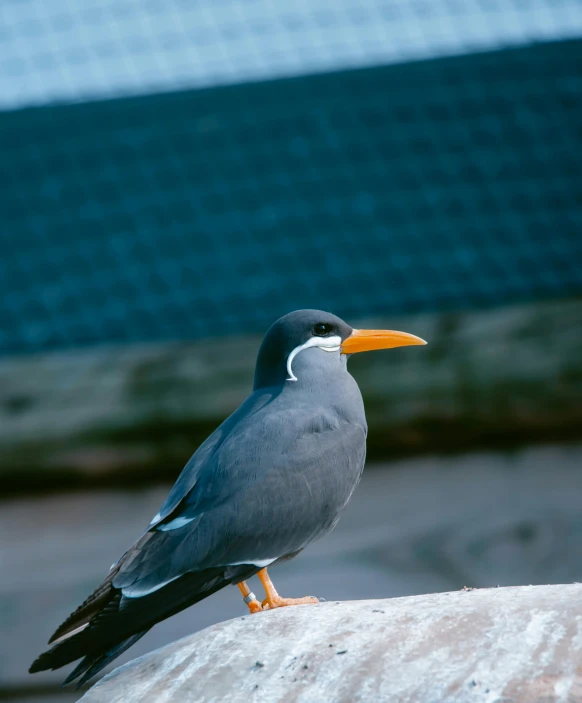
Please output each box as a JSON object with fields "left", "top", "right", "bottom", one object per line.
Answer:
{"left": 30, "top": 309, "right": 425, "bottom": 686}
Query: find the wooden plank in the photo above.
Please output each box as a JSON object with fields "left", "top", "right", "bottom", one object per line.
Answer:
{"left": 0, "top": 299, "right": 580, "bottom": 490}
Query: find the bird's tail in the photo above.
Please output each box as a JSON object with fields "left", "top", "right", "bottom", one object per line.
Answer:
{"left": 62, "top": 630, "right": 149, "bottom": 689}
{"left": 28, "top": 585, "right": 137, "bottom": 686}
{"left": 29, "top": 565, "right": 248, "bottom": 686}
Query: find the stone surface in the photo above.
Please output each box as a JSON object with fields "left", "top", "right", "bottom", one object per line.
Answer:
{"left": 80, "top": 584, "right": 582, "bottom": 703}
{"left": 3, "top": 445, "right": 582, "bottom": 702}
{"left": 1, "top": 299, "right": 581, "bottom": 489}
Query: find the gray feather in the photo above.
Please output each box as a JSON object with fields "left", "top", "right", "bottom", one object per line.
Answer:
{"left": 115, "top": 354, "right": 366, "bottom": 598}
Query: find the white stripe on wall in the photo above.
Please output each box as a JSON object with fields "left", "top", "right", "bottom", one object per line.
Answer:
{"left": 2, "top": 0, "right": 582, "bottom": 110}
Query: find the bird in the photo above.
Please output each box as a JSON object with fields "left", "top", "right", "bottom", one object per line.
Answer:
{"left": 30, "top": 309, "right": 426, "bottom": 687}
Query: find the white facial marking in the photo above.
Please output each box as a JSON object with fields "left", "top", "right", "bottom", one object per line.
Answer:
{"left": 286, "top": 335, "right": 342, "bottom": 381}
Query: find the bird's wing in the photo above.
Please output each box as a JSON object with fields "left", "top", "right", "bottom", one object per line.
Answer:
{"left": 31, "top": 400, "right": 366, "bottom": 683}
{"left": 147, "top": 389, "right": 275, "bottom": 529}
{"left": 113, "top": 407, "right": 366, "bottom": 597}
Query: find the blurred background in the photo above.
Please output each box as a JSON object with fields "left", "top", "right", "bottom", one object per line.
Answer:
{"left": 1, "top": 0, "right": 581, "bottom": 700}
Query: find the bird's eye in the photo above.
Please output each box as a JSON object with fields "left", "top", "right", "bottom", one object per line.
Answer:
{"left": 313, "top": 323, "right": 332, "bottom": 336}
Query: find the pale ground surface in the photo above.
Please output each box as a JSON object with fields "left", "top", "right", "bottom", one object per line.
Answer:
{"left": 1, "top": 444, "right": 581, "bottom": 701}
{"left": 80, "top": 585, "right": 582, "bottom": 703}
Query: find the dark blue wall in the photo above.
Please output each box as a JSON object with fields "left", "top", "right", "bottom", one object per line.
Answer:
{"left": 1, "top": 40, "right": 581, "bottom": 353}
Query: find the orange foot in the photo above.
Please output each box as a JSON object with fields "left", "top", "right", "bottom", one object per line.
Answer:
{"left": 237, "top": 581, "right": 264, "bottom": 614}
{"left": 246, "top": 599, "right": 264, "bottom": 614}
{"left": 261, "top": 594, "right": 319, "bottom": 608}
{"left": 258, "top": 568, "right": 319, "bottom": 609}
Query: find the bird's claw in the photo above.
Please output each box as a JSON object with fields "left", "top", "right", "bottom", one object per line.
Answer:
{"left": 247, "top": 599, "right": 264, "bottom": 614}
{"left": 261, "top": 595, "right": 319, "bottom": 609}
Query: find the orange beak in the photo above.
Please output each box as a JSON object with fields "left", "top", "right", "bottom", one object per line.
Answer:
{"left": 340, "top": 329, "right": 427, "bottom": 354}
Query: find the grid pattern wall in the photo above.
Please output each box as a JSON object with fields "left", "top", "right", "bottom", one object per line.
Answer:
{"left": 1, "top": 40, "right": 581, "bottom": 353}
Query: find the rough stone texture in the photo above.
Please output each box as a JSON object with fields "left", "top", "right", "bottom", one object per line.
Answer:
{"left": 1, "top": 299, "right": 581, "bottom": 488}
{"left": 80, "top": 584, "right": 582, "bottom": 703}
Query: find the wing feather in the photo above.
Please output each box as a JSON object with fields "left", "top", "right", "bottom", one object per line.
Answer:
{"left": 112, "top": 417, "right": 365, "bottom": 598}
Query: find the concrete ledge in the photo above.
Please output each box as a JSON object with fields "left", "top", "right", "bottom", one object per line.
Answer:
{"left": 80, "top": 584, "right": 582, "bottom": 703}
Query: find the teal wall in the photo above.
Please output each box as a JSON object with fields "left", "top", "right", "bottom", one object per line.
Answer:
{"left": 1, "top": 40, "right": 581, "bottom": 353}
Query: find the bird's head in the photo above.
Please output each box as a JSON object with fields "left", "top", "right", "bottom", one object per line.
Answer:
{"left": 254, "top": 309, "right": 426, "bottom": 389}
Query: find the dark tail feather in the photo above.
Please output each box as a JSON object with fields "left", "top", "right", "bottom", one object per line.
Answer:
{"left": 30, "top": 565, "right": 258, "bottom": 685}
{"left": 48, "top": 576, "right": 116, "bottom": 645}
{"left": 63, "top": 630, "right": 149, "bottom": 689}
{"left": 29, "top": 591, "right": 123, "bottom": 674}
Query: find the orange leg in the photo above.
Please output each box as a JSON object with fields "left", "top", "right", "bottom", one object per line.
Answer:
{"left": 237, "top": 580, "right": 264, "bottom": 613}
{"left": 257, "top": 568, "right": 319, "bottom": 609}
